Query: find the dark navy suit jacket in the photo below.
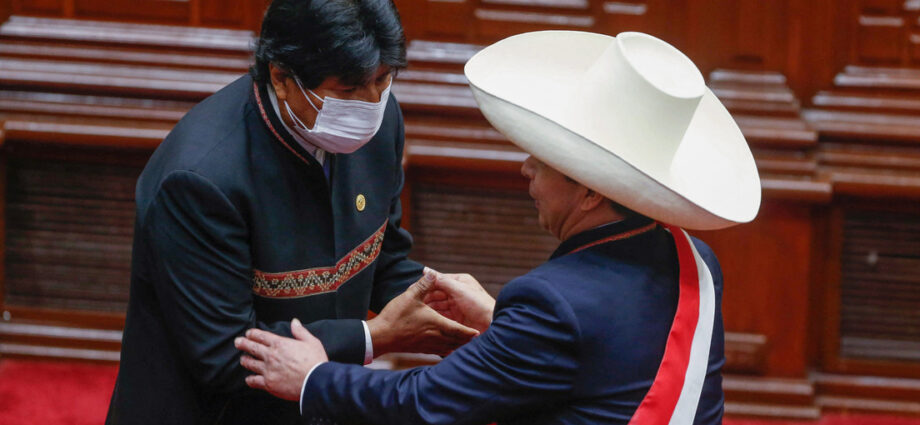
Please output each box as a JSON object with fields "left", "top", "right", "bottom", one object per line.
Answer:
{"left": 107, "top": 75, "right": 422, "bottom": 425}
{"left": 301, "top": 216, "right": 725, "bottom": 424}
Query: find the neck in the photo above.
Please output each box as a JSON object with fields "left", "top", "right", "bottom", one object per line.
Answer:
{"left": 557, "top": 208, "right": 625, "bottom": 241}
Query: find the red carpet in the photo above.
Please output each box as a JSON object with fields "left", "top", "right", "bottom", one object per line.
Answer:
{"left": 0, "top": 359, "right": 118, "bottom": 425}
{"left": 726, "top": 416, "right": 920, "bottom": 425}
{"left": 0, "top": 358, "right": 918, "bottom": 425}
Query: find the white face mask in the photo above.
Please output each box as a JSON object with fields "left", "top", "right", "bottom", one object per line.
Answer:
{"left": 283, "top": 76, "right": 391, "bottom": 154}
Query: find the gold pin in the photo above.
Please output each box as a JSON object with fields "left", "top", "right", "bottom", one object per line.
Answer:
{"left": 356, "top": 194, "right": 366, "bottom": 212}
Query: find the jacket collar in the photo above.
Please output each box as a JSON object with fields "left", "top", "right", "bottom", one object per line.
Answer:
{"left": 252, "top": 81, "right": 324, "bottom": 169}
{"left": 550, "top": 215, "right": 658, "bottom": 260}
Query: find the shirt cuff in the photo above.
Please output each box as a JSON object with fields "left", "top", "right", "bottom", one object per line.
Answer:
{"left": 299, "top": 362, "right": 326, "bottom": 415}
{"left": 362, "top": 320, "right": 374, "bottom": 365}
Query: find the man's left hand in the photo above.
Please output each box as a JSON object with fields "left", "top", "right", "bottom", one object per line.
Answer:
{"left": 366, "top": 270, "right": 480, "bottom": 357}
{"left": 235, "top": 318, "right": 328, "bottom": 401}
{"left": 423, "top": 268, "right": 495, "bottom": 334}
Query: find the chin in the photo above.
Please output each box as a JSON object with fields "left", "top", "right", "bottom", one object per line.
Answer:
{"left": 537, "top": 217, "right": 549, "bottom": 233}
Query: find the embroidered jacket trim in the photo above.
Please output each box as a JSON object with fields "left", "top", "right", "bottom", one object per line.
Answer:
{"left": 252, "top": 220, "right": 388, "bottom": 298}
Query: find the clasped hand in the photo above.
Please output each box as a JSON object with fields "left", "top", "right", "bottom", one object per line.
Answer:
{"left": 422, "top": 268, "right": 495, "bottom": 334}
{"left": 365, "top": 269, "right": 481, "bottom": 357}
{"left": 234, "top": 268, "right": 492, "bottom": 401}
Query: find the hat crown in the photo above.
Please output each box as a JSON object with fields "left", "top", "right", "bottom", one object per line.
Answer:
{"left": 569, "top": 32, "right": 705, "bottom": 176}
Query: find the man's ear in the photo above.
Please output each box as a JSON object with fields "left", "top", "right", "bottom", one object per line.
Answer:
{"left": 581, "top": 188, "right": 606, "bottom": 212}
{"left": 269, "top": 63, "right": 289, "bottom": 101}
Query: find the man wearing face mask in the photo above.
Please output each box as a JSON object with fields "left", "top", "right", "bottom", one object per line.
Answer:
{"left": 105, "top": 1, "right": 478, "bottom": 424}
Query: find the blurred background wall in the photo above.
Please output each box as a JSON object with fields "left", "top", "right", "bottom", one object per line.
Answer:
{"left": 0, "top": 0, "right": 917, "bottom": 418}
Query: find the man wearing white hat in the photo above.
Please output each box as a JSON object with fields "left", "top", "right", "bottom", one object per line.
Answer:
{"left": 233, "top": 30, "right": 761, "bottom": 424}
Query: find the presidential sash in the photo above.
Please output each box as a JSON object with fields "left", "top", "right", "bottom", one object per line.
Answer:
{"left": 629, "top": 225, "right": 717, "bottom": 425}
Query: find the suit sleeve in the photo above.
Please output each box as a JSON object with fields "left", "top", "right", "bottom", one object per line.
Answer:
{"left": 143, "top": 171, "right": 366, "bottom": 393}
{"left": 301, "top": 276, "right": 581, "bottom": 424}
{"left": 369, "top": 97, "right": 424, "bottom": 313}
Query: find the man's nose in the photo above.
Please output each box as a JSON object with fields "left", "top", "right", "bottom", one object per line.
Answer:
{"left": 521, "top": 156, "right": 534, "bottom": 178}
{"left": 365, "top": 86, "right": 384, "bottom": 103}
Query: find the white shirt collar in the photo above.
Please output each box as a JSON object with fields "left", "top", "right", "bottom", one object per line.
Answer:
{"left": 266, "top": 85, "right": 326, "bottom": 164}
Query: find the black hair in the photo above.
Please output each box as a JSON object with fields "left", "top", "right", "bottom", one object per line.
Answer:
{"left": 251, "top": 0, "right": 407, "bottom": 89}
{"left": 563, "top": 175, "right": 639, "bottom": 218}
{"left": 607, "top": 199, "right": 639, "bottom": 219}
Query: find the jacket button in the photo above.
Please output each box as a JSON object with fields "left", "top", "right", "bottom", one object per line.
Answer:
{"left": 356, "top": 194, "right": 366, "bottom": 212}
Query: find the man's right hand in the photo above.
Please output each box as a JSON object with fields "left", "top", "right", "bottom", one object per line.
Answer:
{"left": 367, "top": 271, "right": 479, "bottom": 357}
{"left": 423, "top": 268, "right": 495, "bottom": 334}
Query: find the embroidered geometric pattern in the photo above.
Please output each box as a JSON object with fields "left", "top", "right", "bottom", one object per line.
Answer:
{"left": 252, "top": 221, "right": 388, "bottom": 298}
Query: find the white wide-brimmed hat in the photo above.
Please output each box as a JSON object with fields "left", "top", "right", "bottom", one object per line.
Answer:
{"left": 464, "top": 31, "right": 761, "bottom": 230}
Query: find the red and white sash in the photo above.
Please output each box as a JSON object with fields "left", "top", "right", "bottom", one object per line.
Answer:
{"left": 628, "top": 224, "right": 716, "bottom": 425}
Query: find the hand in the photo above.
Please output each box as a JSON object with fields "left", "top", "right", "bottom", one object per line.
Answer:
{"left": 234, "top": 318, "right": 328, "bottom": 401}
{"left": 367, "top": 270, "right": 480, "bottom": 357}
{"left": 423, "top": 268, "right": 495, "bottom": 334}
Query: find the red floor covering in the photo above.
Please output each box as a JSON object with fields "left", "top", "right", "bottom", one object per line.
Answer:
{"left": 0, "top": 358, "right": 918, "bottom": 425}
{"left": 0, "top": 359, "right": 117, "bottom": 425}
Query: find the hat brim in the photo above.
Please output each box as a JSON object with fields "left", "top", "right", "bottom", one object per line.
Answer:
{"left": 465, "top": 31, "right": 761, "bottom": 230}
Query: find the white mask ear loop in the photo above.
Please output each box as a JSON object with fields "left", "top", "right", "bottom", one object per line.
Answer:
{"left": 284, "top": 101, "right": 311, "bottom": 130}
{"left": 293, "top": 76, "right": 322, "bottom": 113}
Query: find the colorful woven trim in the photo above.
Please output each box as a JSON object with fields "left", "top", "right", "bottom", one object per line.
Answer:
{"left": 252, "top": 82, "right": 313, "bottom": 166}
{"left": 252, "top": 221, "right": 388, "bottom": 298}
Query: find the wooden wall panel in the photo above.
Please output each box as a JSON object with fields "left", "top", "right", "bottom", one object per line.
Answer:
{"left": 789, "top": 0, "right": 843, "bottom": 99}
{"left": 600, "top": 1, "right": 650, "bottom": 33}
{"left": 856, "top": 15, "right": 906, "bottom": 64}
{"left": 728, "top": 1, "right": 785, "bottom": 69}
{"left": 687, "top": 0, "right": 793, "bottom": 74}
{"left": 603, "top": 0, "right": 682, "bottom": 43}
{"left": 911, "top": 33, "right": 920, "bottom": 65}
{"left": 818, "top": 203, "right": 920, "bottom": 382}
{"left": 410, "top": 182, "right": 558, "bottom": 296}
{"left": 16, "top": 0, "right": 62, "bottom": 15}
{"left": 398, "top": 0, "right": 677, "bottom": 45}
{"left": 73, "top": 0, "right": 189, "bottom": 24}
{"left": 838, "top": 209, "right": 920, "bottom": 363}
{"left": 392, "top": 0, "right": 423, "bottom": 41}
{"left": 426, "top": 0, "right": 474, "bottom": 41}
{"left": 736, "top": 1, "right": 785, "bottom": 69}
{"left": 847, "top": 0, "right": 920, "bottom": 67}
{"left": 860, "top": 0, "right": 903, "bottom": 15}
{"left": 4, "top": 157, "right": 139, "bottom": 312}
{"left": 9, "top": 0, "right": 268, "bottom": 31}
{"left": 211, "top": 0, "right": 272, "bottom": 33}
{"left": 0, "top": 153, "right": 6, "bottom": 313}
{"left": 200, "top": 0, "right": 246, "bottom": 28}
{"left": 472, "top": 5, "right": 593, "bottom": 42}
{"left": 0, "top": 0, "right": 10, "bottom": 25}
{"left": 696, "top": 201, "right": 815, "bottom": 378}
